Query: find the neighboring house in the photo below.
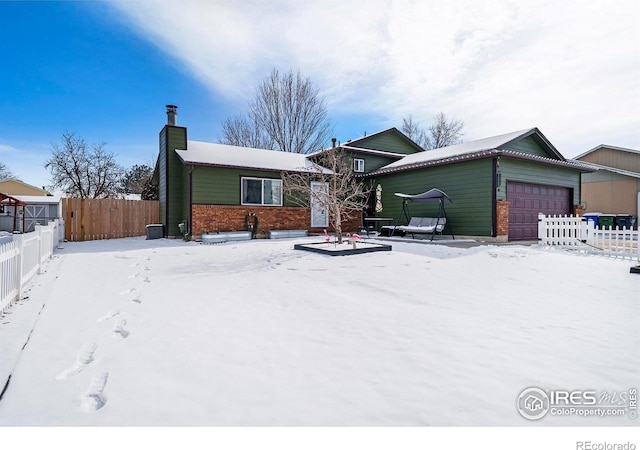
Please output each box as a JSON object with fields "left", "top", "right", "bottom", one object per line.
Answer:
{"left": 369, "top": 128, "right": 592, "bottom": 240}
{"left": 574, "top": 145, "right": 640, "bottom": 225}
{"left": 154, "top": 106, "right": 590, "bottom": 241}
{"left": 0, "top": 194, "right": 62, "bottom": 233}
{"left": 0, "top": 180, "right": 60, "bottom": 233}
{"left": 0, "top": 179, "right": 51, "bottom": 196}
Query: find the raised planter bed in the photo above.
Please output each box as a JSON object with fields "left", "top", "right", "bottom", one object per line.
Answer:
{"left": 294, "top": 241, "right": 392, "bottom": 256}
{"left": 268, "top": 230, "right": 308, "bottom": 239}
{"left": 201, "top": 231, "right": 252, "bottom": 244}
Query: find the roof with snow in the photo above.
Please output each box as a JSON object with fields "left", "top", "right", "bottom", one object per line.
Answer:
{"left": 175, "top": 141, "right": 331, "bottom": 173}
{"left": 370, "top": 128, "right": 593, "bottom": 175}
{"left": 343, "top": 127, "right": 425, "bottom": 153}
{"left": 574, "top": 161, "right": 640, "bottom": 179}
{"left": 10, "top": 194, "right": 61, "bottom": 204}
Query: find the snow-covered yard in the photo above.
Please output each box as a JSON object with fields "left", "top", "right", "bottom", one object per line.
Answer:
{"left": 0, "top": 236, "right": 637, "bottom": 428}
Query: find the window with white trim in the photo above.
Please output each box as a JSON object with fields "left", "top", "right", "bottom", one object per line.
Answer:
{"left": 241, "top": 177, "right": 283, "bottom": 206}
{"left": 353, "top": 158, "right": 365, "bottom": 173}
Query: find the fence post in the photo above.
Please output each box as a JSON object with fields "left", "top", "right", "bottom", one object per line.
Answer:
{"left": 34, "top": 224, "right": 42, "bottom": 274}
{"left": 538, "top": 213, "right": 545, "bottom": 244}
{"left": 15, "top": 233, "right": 24, "bottom": 304}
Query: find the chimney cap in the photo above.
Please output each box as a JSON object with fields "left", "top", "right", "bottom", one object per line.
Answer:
{"left": 166, "top": 105, "right": 178, "bottom": 126}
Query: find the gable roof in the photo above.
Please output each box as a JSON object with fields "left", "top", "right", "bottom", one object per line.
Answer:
{"left": 344, "top": 127, "right": 425, "bottom": 154}
{"left": 0, "top": 179, "right": 51, "bottom": 196}
{"left": 175, "top": 141, "right": 331, "bottom": 173}
{"left": 574, "top": 144, "right": 640, "bottom": 160}
{"left": 369, "top": 128, "right": 592, "bottom": 175}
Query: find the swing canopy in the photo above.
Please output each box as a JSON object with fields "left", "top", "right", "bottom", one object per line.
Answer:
{"left": 394, "top": 188, "right": 452, "bottom": 204}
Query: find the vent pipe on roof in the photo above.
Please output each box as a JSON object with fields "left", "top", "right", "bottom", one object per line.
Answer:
{"left": 331, "top": 138, "right": 336, "bottom": 148}
{"left": 166, "top": 104, "right": 178, "bottom": 126}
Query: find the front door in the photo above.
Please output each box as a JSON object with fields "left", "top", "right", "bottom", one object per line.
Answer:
{"left": 310, "top": 181, "right": 329, "bottom": 228}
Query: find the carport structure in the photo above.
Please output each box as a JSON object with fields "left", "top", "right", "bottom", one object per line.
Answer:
{"left": 0, "top": 193, "right": 27, "bottom": 233}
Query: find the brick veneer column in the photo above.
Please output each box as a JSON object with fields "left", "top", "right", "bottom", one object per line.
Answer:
{"left": 496, "top": 200, "right": 510, "bottom": 238}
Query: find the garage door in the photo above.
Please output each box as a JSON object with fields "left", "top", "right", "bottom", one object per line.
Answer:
{"left": 507, "top": 181, "right": 571, "bottom": 240}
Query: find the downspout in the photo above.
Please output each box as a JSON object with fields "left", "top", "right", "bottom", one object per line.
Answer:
{"left": 491, "top": 157, "right": 498, "bottom": 237}
{"left": 188, "top": 164, "right": 194, "bottom": 237}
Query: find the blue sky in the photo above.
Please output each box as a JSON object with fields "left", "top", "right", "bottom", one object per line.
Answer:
{"left": 1, "top": 0, "right": 639, "bottom": 190}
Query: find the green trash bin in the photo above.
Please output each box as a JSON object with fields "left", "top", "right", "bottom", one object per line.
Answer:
{"left": 598, "top": 215, "right": 615, "bottom": 229}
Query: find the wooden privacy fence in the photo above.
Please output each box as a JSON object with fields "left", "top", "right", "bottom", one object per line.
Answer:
{"left": 538, "top": 213, "right": 639, "bottom": 260}
{"left": 62, "top": 198, "right": 159, "bottom": 242}
{"left": 1, "top": 219, "right": 64, "bottom": 314}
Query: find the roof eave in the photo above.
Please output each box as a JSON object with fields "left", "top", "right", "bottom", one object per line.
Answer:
{"left": 368, "top": 150, "right": 501, "bottom": 176}
{"left": 368, "top": 149, "right": 593, "bottom": 176}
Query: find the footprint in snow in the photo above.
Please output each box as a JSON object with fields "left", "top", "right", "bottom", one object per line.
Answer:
{"left": 118, "top": 288, "right": 136, "bottom": 296}
{"left": 131, "top": 296, "right": 142, "bottom": 304}
{"left": 56, "top": 342, "right": 97, "bottom": 380}
{"left": 128, "top": 272, "right": 140, "bottom": 279}
{"left": 97, "top": 310, "right": 120, "bottom": 322}
{"left": 81, "top": 371, "right": 109, "bottom": 412}
{"left": 113, "top": 319, "right": 129, "bottom": 339}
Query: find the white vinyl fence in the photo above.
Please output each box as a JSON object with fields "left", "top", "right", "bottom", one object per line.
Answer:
{"left": 0, "top": 219, "right": 64, "bottom": 315}
{"left": 538, "top": 214, "right": 639, "bottom": 260}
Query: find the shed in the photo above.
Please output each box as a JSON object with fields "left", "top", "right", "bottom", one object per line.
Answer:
{"left": 0, "top": 194, "right": 62, "bottom": 233}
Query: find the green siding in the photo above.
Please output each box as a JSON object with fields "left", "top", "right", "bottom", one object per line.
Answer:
{"left": 375, "top": 159, "right": 495, "bottom": 237}
{"left": 192, "top": 167, "right": 299, "bottom": 206}
{"left": 158, "top": 129, "right": 167, "bottom": 230}
{"left": 349, "top": 131, "right": 422, "bottom": 155}
{"left": 501, "top": 135, "right": 554, "bottom": 158}
{"left": 348, "top": 151, "right": 400, "bottom": 174}
{"left": 159, "top": 126, "right": 188, "bottom": 237}
{"left": 497, "top": 158, "right": 581, "bottom": 204}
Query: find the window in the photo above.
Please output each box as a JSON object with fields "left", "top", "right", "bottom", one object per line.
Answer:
{"left": 353, "top": 158, "right": 365, "bottom": 173}
{"left": 241, "top": 177, "right": 282, "bottom": 206}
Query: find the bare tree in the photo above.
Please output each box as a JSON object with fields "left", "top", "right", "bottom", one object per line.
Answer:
{"left": 401, "top": 115, "right": 431, "bottom": 149}
{"left": 221, "top": 68, "right": 332, "bottom": 154}
{"left": 282, "top": 147, "right": 371, "bottom": 243}
{"left": 430, "top": 112, "right": 464, "bottom": 148}
{"left": 0, "top": 162, "right": 16, "bottom": 180}
{"left": 220, "top": 115, "right": 274, "bottom": 149}
{"left": 401, "top": 112, "right": 464, "bottom": 149}
{"left": 44, "top": 132, "right": 125, "bottom": 198}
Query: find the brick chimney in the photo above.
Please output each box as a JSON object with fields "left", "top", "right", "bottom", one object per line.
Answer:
{"left": 166, "top": 104, "right": 178, "bottom": 126}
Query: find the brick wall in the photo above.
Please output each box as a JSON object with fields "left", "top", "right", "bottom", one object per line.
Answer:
{"left": 496, "top": 200, "right": 510, "bottom": 237}
{"left": 573, "top": 204, "right": 584, "bottom": 216}
{"left": 191, "top": 204, "right": 362, "bottom": 238}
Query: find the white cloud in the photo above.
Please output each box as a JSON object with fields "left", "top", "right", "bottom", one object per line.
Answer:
{"left": 111, "top": 0, "right": 640, "bottom": 156}
{"left": 0, "top": 144, "right": 19, "bottom": 154}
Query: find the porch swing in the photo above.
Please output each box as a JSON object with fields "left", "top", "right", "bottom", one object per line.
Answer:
{"left": 381, "top": 188, "right": 455, "bottom": 240}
